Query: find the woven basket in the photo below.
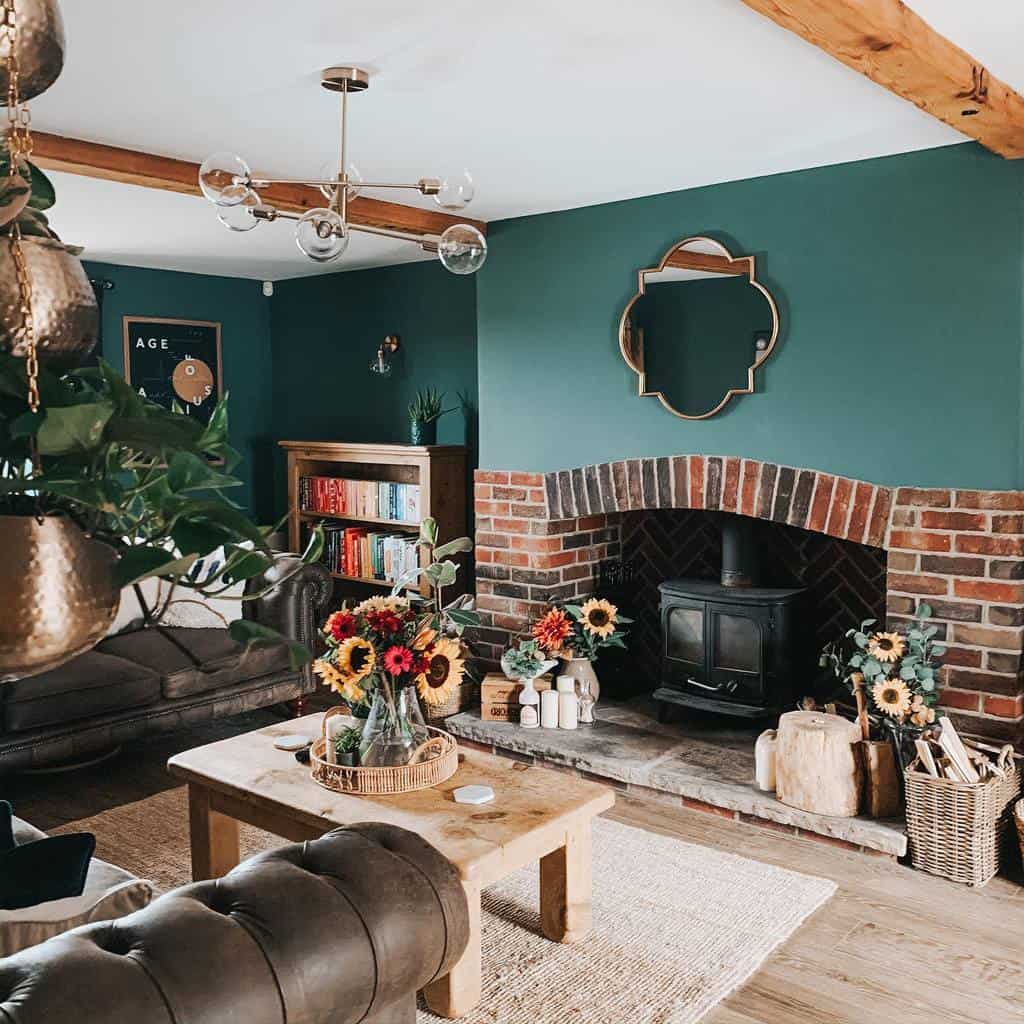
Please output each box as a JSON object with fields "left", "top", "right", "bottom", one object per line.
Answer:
{"left": 310, "top": 708, "right": 458, "bottom": 795}
{"left": 904, "top": 754, "right": 1021, "bottom": 887}
{"left": 421, "top": 678, "right": 478, "bottom": 723}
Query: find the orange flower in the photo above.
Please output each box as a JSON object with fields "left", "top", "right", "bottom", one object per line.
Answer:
{"left": 533, "top": 608, "right": 572, "bottom": 652}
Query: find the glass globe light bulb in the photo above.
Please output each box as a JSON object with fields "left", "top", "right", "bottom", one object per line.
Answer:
{"left": 434, "top": 171, "right": 475, "bottom": 211}
{"left": 319, "top": 162, "right": 363, "bottom": 201}
{"left": 438, "top": 223, "right": 487, "bottom": 275}
{"left": 199, "top": 152, "right": 251, "bottom": 207}
{"left": 295, "top": 207, "right": 348, "bottom": 262}
{"left": 217, "top": 189, "right": 262, "bottom": 232}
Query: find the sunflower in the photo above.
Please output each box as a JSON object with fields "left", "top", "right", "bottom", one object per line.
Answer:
{"left": 579, "top": 598, "right": 618, "bottom": 639}
{"left": 335, "top": 636, "right": 376, "bottom": 685}
{"left": 353, "top": 595, "right": 408, "bottom": 617}
{"left": 532, "top": 608, "right": 572, "bottom": 652}
{"left": 412, "top": 625, "right": 438, "bottom": 651}
{"left": 314, "top": 657, "right": 367, "bottom": 703}
{"left": 416, "top": 637, "right": 466, "bottom": 706}
{"left": 867, "top": 631, "right": 906, "bottom": 664}
{"left": 872, "top": 678, "right": 912, "bottom": 719}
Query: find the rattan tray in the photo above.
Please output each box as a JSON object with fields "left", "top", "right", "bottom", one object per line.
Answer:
{"left": 310, "top": 708, "right": 458, "bottom": 795}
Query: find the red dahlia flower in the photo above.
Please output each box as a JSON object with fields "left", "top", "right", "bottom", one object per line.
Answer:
{"left": 367, "top": 610, "right": 402, "bottom": 634}
{"left": 325, "top": 611, "right": 357, "bottom": 642}
{"left": 383, "top": 645, "right": 415, "bottom": 675}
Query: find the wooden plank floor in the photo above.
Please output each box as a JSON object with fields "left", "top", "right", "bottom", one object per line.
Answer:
{"left": 5, "top": 711, "right": 1024, "bottom": 1023}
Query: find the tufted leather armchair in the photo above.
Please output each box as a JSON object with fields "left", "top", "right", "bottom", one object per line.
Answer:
{"left": 0, "top": 823, "right": 469, "bottom": 1024}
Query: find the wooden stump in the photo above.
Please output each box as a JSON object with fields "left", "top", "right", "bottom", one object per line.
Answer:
{"left": 776, "top": 711, "right": 863, "bottom": 817}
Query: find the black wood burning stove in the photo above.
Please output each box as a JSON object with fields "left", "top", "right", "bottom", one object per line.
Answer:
{"left": 654, "top": 516, "right": 809, "bottom": 719}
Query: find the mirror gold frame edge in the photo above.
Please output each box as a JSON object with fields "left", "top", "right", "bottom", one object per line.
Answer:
{"left": 618, "top": 236, "right": 780, "bottom": 421}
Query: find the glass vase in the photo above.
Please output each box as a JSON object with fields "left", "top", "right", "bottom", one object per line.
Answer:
{"left": 359, "top": 678, "right": 430, "bottom": 767}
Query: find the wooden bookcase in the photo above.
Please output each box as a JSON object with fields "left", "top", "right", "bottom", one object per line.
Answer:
{"left": 279, "top": 441, "right": 468, "bottom": 598}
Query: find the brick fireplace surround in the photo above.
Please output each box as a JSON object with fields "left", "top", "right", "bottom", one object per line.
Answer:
{"left": 474, "top": 456, "right": 1024, "bottom": 746}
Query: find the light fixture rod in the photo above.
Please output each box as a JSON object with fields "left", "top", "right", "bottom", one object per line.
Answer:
{"left": 349, "top": 223, "right": 441, "bottom": 247}
{"left": 247, "top": 178, "right": 428, "bottom": 192}
{"left": 335, "top": 79, "right": 348, "bottom": 217}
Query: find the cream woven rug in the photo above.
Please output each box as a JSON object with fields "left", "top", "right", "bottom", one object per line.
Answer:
{"left": 58, "top": 788, "right": 835, "bottom": 1024}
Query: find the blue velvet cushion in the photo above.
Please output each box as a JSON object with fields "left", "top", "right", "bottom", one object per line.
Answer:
{"left": 0, "top": 801, "right": 95, "bottom": 911}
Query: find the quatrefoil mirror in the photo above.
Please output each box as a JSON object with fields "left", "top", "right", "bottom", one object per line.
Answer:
{"left": 619, "top": 236, "right": 780, "bottom": 420}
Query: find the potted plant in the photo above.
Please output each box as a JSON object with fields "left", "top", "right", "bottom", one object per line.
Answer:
{"left": 408, "top": 388, "right": 455, "bottom": 445}
{"left": 529, "top": 599, "right": 631, "bottom": 708}
{"left": 333, "top": 726, "right": 362, "bottom": 767}
{"left": 0, "top": 354, "right": 324, "bottom": 679}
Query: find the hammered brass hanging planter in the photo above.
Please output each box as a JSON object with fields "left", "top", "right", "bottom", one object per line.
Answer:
{"left": 0, "top": 516, "right": 119, "bottom": 682}
{"left": 0, "top": 0, "right": 64, "bottom": 102}
{"left": 0, "top": 235, "right": 98, "bottom": 366}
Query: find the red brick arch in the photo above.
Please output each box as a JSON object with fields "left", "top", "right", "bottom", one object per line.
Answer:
{"left": 474, "top": 455, "right": 1024, "bottom": 744}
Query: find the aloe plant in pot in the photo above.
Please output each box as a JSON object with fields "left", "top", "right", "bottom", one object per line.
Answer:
{"left": 408, "top": 388, "right": 455, "bottom": 446}
{"left": 0, "top": 354, "right": 324, "bottom": 681}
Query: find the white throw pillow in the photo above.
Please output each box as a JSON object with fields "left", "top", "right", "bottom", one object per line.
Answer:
{"left": 0, "top": 817, "right": 153, "bottom": 956}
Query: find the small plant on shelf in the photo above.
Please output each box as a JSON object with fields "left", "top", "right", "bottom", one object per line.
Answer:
{"left": 408, "top": 388, "right": 456, "bottom": 445}
{"left": 333, "top": 726, "right": 362, "bottom": 766}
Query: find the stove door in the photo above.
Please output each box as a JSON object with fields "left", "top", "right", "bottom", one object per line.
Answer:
{"left": 705, "top": 602, "right": 767, "bottom": 703}
{"left": 661, "top": 598, "right": 706, "bottom": 687}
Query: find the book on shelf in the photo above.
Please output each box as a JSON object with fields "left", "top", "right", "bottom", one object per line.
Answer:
{"left": 299, "top": 476, "right": 420, "bottom": 524}
{"left": 320, "top": 524, "right": 420, "bottom": 584}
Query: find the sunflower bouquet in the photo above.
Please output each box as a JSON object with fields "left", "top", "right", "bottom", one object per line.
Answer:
{"left": 312, "top": 518, "right": 478, "bottom": 765}
{"left": 530, "top": 598, "right": 631, "bottom": 661}
{"left": 840, "top": 604, "right": 945, "bottom": 731}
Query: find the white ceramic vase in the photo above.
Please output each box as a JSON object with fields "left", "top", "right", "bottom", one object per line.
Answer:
{"left": 561, "top": 657, "right": 600, "bottom": 705}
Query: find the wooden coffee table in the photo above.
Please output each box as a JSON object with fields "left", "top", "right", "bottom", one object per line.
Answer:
{"left": 167, "top": 714, "right": 615, "bottom": 1019}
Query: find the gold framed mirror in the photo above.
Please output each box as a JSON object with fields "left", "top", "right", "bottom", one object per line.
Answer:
{"left": 619, "top": 236, "right": 780, "bottom": 420}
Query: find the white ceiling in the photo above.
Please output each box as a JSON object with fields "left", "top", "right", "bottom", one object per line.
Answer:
{"left": 35, "top": 0, "right": 1024, "bottom": 280}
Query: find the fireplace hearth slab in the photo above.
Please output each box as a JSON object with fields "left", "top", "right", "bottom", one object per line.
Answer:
{"left": 447, "top": 700, "right": 907, "bottom": 858}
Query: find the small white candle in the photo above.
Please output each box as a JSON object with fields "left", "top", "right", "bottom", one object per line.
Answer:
{"left": 540, "top": 689, "right": 559, "bottom": 728}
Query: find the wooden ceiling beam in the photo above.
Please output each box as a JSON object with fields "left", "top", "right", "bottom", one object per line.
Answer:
{"left": 30, "top": 132, "right": 487, "bottom": 235}
{"left": 739, "top": 0, "right": 1024, "bottom": 159}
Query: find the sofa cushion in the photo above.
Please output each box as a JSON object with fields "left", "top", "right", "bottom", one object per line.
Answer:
{"left": 3, "top": 651, "right": 161, "bottom": 733}
{"left": 97, "top": 627, "right": 291, "bottom": 699}
{"left": 0, "top": 816, "right": 152, "bottom": 957}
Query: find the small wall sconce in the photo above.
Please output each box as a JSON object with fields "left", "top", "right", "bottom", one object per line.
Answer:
{"left": 369, "top": 334, "right": 401, "bottom": 377}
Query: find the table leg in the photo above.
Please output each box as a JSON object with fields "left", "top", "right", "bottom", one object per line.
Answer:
{"left": 423, "top": 880, "right": 481, "bottom": 1019}
{"left": 540, "top": 822, "right": 592, "bottom": 943}
{"left": 188, "top": 783, "right": 240, "bottom": 882}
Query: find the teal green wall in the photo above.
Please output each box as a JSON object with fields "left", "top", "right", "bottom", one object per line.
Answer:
{"left": 476, "top": 144, "right": 1024, "bottom": 489}
{"left": 82, "top": 261, "right": 274, "bottom": 519}
{"left": 636, "top": 275, "right": 772, "bottom": 417}
{"left": 269, "top": 260, "right": 478, "bottom": 515}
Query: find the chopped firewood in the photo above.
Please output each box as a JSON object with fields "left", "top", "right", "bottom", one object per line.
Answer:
{"left": 937, "top": 717, "right": 980, "bottom": 783}
{"left": 914, "top": 739, "right": 939, "bottom": 777}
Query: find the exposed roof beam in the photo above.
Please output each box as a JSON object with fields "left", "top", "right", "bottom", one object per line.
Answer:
{"left": 739, "top": 0, "right": 1024, "bottom": 158}
{"left": 31, "top": 132, "right": 487, "bottom": 235}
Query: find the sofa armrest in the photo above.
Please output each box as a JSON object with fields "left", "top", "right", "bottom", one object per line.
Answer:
{"left": 0, "top": 824, "right": 469, "bottom": 1024}
{"left": 244, "top": 556, "right": 332, "bottom": 675}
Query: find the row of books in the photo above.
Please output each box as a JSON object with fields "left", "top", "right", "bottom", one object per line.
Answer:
{"left": 321, "top": 525, "right": 419, "bottom": 584}
{"left": 300, "top": 476, "right": 421, "bottom": 524}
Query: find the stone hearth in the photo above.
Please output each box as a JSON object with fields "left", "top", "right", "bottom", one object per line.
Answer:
{"left": 447, "top": 701, "right": 906, "bottom": 857}
{"left": 474, "top": 456, "right": 1024, "bottom": 745}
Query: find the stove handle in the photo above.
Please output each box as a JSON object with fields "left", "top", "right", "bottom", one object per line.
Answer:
{"left": 687, "top": 677, "right": 740, "bottom": 695}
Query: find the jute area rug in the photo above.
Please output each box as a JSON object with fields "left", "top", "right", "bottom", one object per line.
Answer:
{"left": 57, "top": 787, "right": 835, "bottom": 1024}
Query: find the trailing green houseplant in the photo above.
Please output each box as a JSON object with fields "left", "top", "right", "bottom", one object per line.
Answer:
{"left": 0, "top": 353, "right": 323, "bottom": 666}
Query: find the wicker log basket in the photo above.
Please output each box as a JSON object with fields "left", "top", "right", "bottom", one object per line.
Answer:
{"left": 904, "top": 750, "right": 1020, "bottom": 887}
{"left": 421, "top": 678, "right": 479, "bottom": 723}
{"left": 310, "top": 707, "right": 459, "bottom": 796}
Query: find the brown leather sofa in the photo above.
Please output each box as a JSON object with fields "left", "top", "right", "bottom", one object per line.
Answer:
{"left": 0, "top": 823, "right": 470, "bottom": 1024}
{"left": 0, "top": 558, "right": 332, "bottom": 774}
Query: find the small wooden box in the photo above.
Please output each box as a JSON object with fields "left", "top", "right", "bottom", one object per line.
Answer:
{"left": 480, "top": 673, "right": 552, "bottom": 722}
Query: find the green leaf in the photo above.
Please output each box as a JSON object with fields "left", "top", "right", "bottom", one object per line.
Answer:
{"left": 167, "top": 451, "right": 242, "bottom": 493}
{"left": 917, "top": 603, "right": 933, "bottom": 619}
{"left": 424, "top": 560, "right": 458, "bottom": 587}
{"left": 26, "top": 162, "right": 56, "bottom": 211}
{"left": 900, "top": 665, "right": 917, "bottom": 680}
{"left": 920, "top": 678, "right": 935, "bottom": 692}
{"left": 9, "top": 409, "right": 45, "bottom": 438}
{"left": 106, "top": 414, "right": 204, "bottom": 456}
{"left": 432, "top": 536, "right": 473, "bottom": 560}
{"left": 36, "top": 402, "right": 115, "bottom": 454}
{"left": 863, "top": 657, "right": 882, "bottom": 677}
{"left": 446, "top": 608, "right": 480, "bottom": 628}
{"left": 222, "top": 549, "right": 274, "bottom": 584}
{"left": 300, "top": 523, "right": 325, "bottom": 565}
{"left": 171, "top": 519, "right": 234, "bottom": 558}
{"left": 228, "top": 618, "right": 313, "bottom": 670}
{"left": 114, "top": 546, "right": 198, "bottom": 587}
{"left": 931, "top": 644, "right": 947, "bottom": 657}
{"left": 419, "top": 517, "right": 438, "bottom": 546}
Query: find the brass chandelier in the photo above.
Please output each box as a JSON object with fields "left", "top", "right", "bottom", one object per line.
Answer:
{"left": 198, "top": 66, "right": 487, "bottom": 275}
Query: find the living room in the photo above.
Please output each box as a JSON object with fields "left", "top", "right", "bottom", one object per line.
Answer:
{"left": 2, "top": 2, "right": 1024, "bottom": 1023}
